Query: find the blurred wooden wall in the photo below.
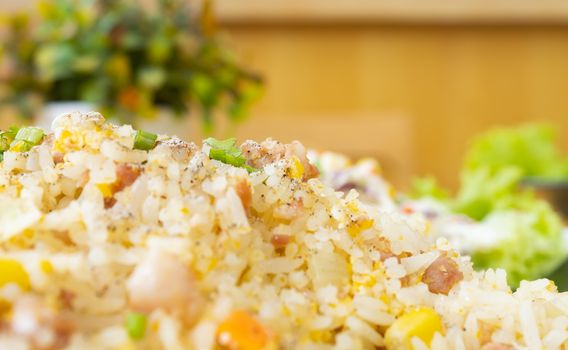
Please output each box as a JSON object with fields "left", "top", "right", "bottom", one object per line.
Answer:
{"left": 4, "top": 1, "right": 568, "bottom": 189}
{"left": 218, "top": 7, "right": 568, "bottom": 189}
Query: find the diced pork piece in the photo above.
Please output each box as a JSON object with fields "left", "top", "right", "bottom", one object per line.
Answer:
{"left": 235, "top": 179, "right": 252, "bottom": 212}
{"left": 114, "top": 163, "right": 141, "bottom": 192}
{"left": 241, "top": 139, "right": 319, "bottom": 180}
{"left": 104, "top": 163, "right": 141, "bottom": 209}
{"left": 364, "top": 236, "right": 395, "bottom": 261}
{"left": 422, "top": 256, "right": 463, "bottom": 295}
{"left": 241, "top": 139, "right": 286, "bottom": 169}
{"left": 271, "top": 234, "right": 291, "bottom": 249}
{"left": 52, "top": 152, "right": 64, "bottom": 165}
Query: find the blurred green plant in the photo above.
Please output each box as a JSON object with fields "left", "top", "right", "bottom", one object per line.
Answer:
{"left": 0, "top": 14, "right": 44, "bottom": 119}
{"left": 0, "top": 0, "right": 262, "bottom": 130}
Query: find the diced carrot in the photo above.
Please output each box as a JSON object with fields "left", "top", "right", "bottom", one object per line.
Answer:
{"left": 216, "top": 311, "right": 271, "bottom": 350}
{"left": 402, "top": 206, "right": 414, "bottom": 214}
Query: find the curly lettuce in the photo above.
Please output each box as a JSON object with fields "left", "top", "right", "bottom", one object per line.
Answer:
{"left": 411, "top": 124, "right": 568, "bottom": 287}
{"left": 410, "top": 176, "right": 449, "bottom": 201}
{"left": 470, "top": 202, "right": 565, "bottom": 287}
{"left": 465, "top": 124, "right": 568, "bottom": 180}
{"left": 427, "top": 166, "right": 567, "bottom": 287}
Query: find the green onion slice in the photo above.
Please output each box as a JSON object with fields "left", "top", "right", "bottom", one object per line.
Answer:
{"left": 133, "top": 130, "right": 158, "bottom": 151}
{"left": 204, "top": 137, "right": 257, "bottom": 172}
{"left": 1, "top": 126, "right": 20, "bottom": 152}
{"left": 9, "top": 140, "right": 34, "bottom": 153}
{"left": 15, "top": 127, "right": 44, "bottom": 145}
{"left": 125, "top": 312, "right": 147, "bottom": 340}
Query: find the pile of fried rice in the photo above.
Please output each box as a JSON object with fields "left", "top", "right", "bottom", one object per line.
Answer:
{"left": 0, "top": 112, "right": 566, "bottom": 350}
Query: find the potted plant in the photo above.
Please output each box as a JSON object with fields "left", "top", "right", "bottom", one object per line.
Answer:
{"left": 0, "top": 13, "right": 44, "bottom": 124}
{"left": 0, "top": 0, "right": 262, "bottom": 134}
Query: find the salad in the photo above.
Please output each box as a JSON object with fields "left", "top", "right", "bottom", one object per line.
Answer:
{"left": 410, "top": 124, "right": 568, "bottom": 288}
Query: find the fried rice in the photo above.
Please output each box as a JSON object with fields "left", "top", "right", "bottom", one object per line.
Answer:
{"left": 0, "top": 112, "right": 566, "bottom": 350}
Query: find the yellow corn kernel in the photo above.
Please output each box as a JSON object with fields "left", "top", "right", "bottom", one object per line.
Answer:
{"left": 352, "top": 274, "right": 376, "bottom": 290}
{"left": 217, "top": 311, "right": 271, "bottom": 350}
{"left": 207, "top": 258, "right": 218, "bottom": 272}
{"left": 9, "top": 140, "right": 29, "bottom": 152}
{"left": 120, "top": 239, "right": 133, "bottom": 248}
{"left": 546, "top": 280, "right": 557, "bottom": 292}
{"left": 40, "top": 260, "right": 53, "bottom": 274}
{"left": 346, "top": 200, "right": 360, "bottom": 214}
{"left": 385, "top": 307, "right": 443, "bottom": 350}
{"left": 309, "top": 330, "right": 333, "bottom": 343}
{"left": 181, "top": 207, "right": 190, "bottom": 215}
{"left": 96, "top": 183, "right": 114, "bottom": 198}
{"left": 0, "top": 258, "right": 30, "bottom": 291}
{"left": 289, "top": 156, "right": 304, "bottom": 180}
{"left": 53, "top": 129, "right": 85, "bottom": 153}
{"left": 8, "top": 229, "right": 35, "bottom": 249}
{"left": 347, "top": 218, "right": 374, "bottom": 237}
{"left": 53, "top": 130, "right": 71, "bottom": 153}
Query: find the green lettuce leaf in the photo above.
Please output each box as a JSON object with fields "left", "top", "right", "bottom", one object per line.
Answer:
{"left": 449, "top": 166, "right": 567, "bottom": 287}
{"left": 410, "top": 176, "right": 449, "bottom": 200}
{"left": 465, "top": 124, "right": 568, "bottom": 179}
{"left": 453, "top": 166, "right": 523, "bottom": 221}
{"left": 470, "top": 202, "right": 565, "bottom": 288}
{"left": 411, "top": 123, "right": 568, "bottom": 287}
{"left": 204, "top": 137, "right": 256, "bottom": 172}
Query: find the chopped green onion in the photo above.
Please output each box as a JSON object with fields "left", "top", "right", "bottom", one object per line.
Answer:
{"left": 0, "top": 126, "right": 19, "bottom": 152}
{"left": 15, "top": 127, "right": 44, "bottom": 145}
{"left": 0, "top": 153, "right": 3, "bottom": 162}
{"left": 209, "top": 148, "right": 227, "bottom": 162}
{"left": 125, "top": 312, "right": 147, "bottom": 340}
{"left": 225, "top": 153, "right": 245, "bottom": 167}
{"left": 133, "top": 130, "right": 158, "bottom": 151}
{"left": 204, "top": 137, "right": 238, "bottom": 151}
{"left": 0, "top": 137, "right": 10, "bottom": 152}
{"left": 9, "top": 140, "right": 33, "bottom": 153}
{"left": 244, "top": 164, "right": 256, "bottom": 173}
{"left": 204, "top": 137, "right": 257, "bottom": 172}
